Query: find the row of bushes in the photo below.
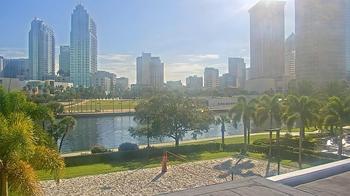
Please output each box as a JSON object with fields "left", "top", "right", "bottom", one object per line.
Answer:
{"left": 90, "top": 143, "right": 139, "bottom": 154}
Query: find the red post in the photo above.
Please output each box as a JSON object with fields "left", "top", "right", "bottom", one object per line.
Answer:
{"left": 161, "top": 151, "right": 168, "bottom": 173}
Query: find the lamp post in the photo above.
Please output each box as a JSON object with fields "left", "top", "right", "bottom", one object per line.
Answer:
{"left": 266, "top": 128, "right": 281, "bottom": 176}
{"left": 113, "top": 98, "right": 115, "bottom": 113}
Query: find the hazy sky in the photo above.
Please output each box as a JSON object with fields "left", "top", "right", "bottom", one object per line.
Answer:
{"left": 0, "top": 0, "right": 295, "bottom": 83}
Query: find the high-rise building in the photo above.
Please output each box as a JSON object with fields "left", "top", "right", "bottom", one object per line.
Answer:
{"left": 95, "top": 71, "right": 112, "bottom": 94}
{"left": 70, "top": 4, "right": 97, "bottom": 87}
{"left": 219, "top": 73, "right": 236, "bottom": 89}
{"left": 136, "top": 53, "right": 164, "bottom": 89}
{"left": 345, "top": 0, "right": 350, "bottom": 81}
{"left": 59, "top": 46, "right": 70, "bottom": 78}
{"left": 0, "top": 56, "right": 4, "bottom": 77}
{"left": 94, "top": 70, "right": 116, "bottom": 90}
{"left": 249, "top": 1, "right": 285, "bottom": 80}
{"left": 186, "top": 75, "right": 203, "bottom": 91}
{"left": 246, "top": 68, "right": 251, "bottom": 81}
{"left": 285, "top": 33, "right": 296, "bottom": 80}
{"left": 3, "top": 58, "right": 30, "bottom": 80}
{"left": 204, "top": 68, "right": 219, "bottom": 89}
{"left": 166, "top": 80, "right": 183, "bottom": 90}
{"left": 295, "top": 0, "right": 347, "bottom": 85}
{"left": 228, "top": 57, "right": 246, "bottom": 88}
{"left": 29, "top": 18, "right": 55, "bottom": 80}
{"left": 115, "top": 77, "right": 129, "bottom": 91}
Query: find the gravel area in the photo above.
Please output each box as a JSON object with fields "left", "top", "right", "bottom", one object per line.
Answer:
{"left": 41, "top": 158, "right": 296, "bottom": 196}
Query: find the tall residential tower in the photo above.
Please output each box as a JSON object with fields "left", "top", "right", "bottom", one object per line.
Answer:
{"left": 29, "top": 18, "right": 55, "bottom": 80}
{"left": 204, "top": 67, "right": 219, "bottom": 89}
{"left": 295, "top": 0, "right": 347, "bottom": 85}
{"left": 284, "top": 33, "right": 296, "bottom": 80}
{"left": 249, "top": 1, "right": 285, "bottom": 80}
{"left": 70, "top": 4, "right": 97, "bottom": 87}
{"left": 59, "top": 45, "right": 70, "bottom": 78}
{"left": 136, "top": 53, "right": 164, "bottom": 89}
{"left": 228, "top": 57, "right": 246, "bottom": 88}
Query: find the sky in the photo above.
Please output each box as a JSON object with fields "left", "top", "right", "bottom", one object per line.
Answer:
{"left": 0, "top": 0, "right": 295, "bottom": 84}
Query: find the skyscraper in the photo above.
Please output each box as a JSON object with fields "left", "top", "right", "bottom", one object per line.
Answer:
{"left": 346, "top": 1, "right": 350, "bottom": 82}
{"left": 70, "top": 4, "right": 97, "bottom": 87}
{"left": 219, "top": 73, "right": 236, "bottom": 89}
{"left": 249, "top": 1, "right": 285, "bottom": 80}
{"left": 29, "top": 18, "right": 55, "bottom": 80}
{"left": 59, "top": 46, "right": 70, "bottom": 78}
{"left": 285, "top": 33, "right": 296, "bottom": 80}
{"left": 346, "top": 0, "right": 350, "bottom": 81}
{"left": 136, "top": 53, "right": 164, "bottom": 89}
{"left": 3, "top": 58, "right": 30, "bottom": 80}
{"left": 116, "top": 77, "right": 129, "bottom": 91}
{"left": 186, "top": 75, "right": 203, "bottom": 91}
{"left": 204, "top": 67, "right": 219, "bottom": 89}
{"left": 228, "top": 57, "right": 246, "bottom": 88}
{"left": 295, "top": 0, "right": 347, "bottom": 85}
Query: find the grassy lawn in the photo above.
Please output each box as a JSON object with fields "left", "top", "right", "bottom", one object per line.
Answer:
{"left": 64, "top": 99, "right": 139, "bottom": 112}
{"left": 37, "top": 132, "right": 338, "bottom": 181}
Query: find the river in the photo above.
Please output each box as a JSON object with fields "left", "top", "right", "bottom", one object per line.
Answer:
{"left": 60, "top": 115, "right": 243, "bottom": 153}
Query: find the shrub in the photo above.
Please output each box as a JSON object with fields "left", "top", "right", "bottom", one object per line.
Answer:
{"left": 118, "top": 143, "right": 139, "bottom": 152}
{"left": 91, "top": 145, "right": 107, "bottom": 154}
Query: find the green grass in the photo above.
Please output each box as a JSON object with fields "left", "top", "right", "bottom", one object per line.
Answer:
{"left": 64, "top": 99, "right": 139, "bottom": 112}
{"left": 37, "top": 133, "right": 338, "bottom": 181}
{"left": 37, "top": 151, "right": 234, "bottom": 180}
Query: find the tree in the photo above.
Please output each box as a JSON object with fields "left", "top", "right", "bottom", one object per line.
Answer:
{"left": 230, "top": 97, "right": 256, "bottom": 153}
{"left": 131, "top": 94, "right": 213, "bottom": 147}
{"left": 0, "top": 88, "right": 64, "bottom": 195}
{"left": 48, "top": 116, "right": 77, "bottom": 152}
{"left": 215, "top": 115, "right": 230, "bottom": 151}
{"left": 28, "top": 104, "right": 54, "bottom": 130}
{"left": 255, "top": 94, "right": 283, "bottom": 130}
{"left": 322, "top": 96, "right": 350, "bottom": 158}
{"left": 321, "top": 81, "right": 349, "bottom": 100}
{"left": 288, "top": 80, "right": 315, "bottom": 97}
{"left": 46, "top": 102, "right": 64, "bottom": 116}
{"left": 283, "top": 95, "right": 319, "bottom": 169}
{"left": 58, "top": 116, "right": 76, "bottom": 152}
{"left": 130, "top": 96, "right": 166, "bottom": 147}
{"left": 160, "top": 95, "right": 213, "bottom": 147}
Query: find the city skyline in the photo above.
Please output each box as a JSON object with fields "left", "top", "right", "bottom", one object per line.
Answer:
{"left": 0, "top": 0, "right": 296, "bottom": 83}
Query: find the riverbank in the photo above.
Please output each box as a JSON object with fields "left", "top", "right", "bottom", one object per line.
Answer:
{"left": 61, "top": 131, "right": 314, "bottom": 158}
{"left": 41, "top": 157, "right": 296, "bottom": 196}
{"left": 37, "top": 131, "right": 341, "bottom": 181}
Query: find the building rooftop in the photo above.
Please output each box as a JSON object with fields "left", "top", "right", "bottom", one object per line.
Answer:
{"left": 163, "top": 159, "right": 350, "bottom": 196}
{"left": 162, "top": 176, "right": 313, "bottom": 196}
{"left": 297, "top": 171, "right": 350, "bottom": 195}
{"left": 163, "top": 172, "right": 350, "bottom": 196}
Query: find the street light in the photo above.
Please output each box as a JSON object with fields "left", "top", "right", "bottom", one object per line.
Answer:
{"left": 266, "top": 128, "right": 281, "bottom": 176}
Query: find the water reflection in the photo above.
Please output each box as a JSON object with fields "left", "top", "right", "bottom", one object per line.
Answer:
{"left": 61, "top": 115, "right": 243, "bottom": 153}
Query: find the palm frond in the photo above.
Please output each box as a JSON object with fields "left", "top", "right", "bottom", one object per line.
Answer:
{"left": 8, "top": 160, "right": 43, "bottom": 196}
{"left": 30, "top": 146, "right": 65, "bottom": 183}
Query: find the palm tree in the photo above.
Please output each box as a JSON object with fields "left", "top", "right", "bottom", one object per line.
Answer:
{"left": 255, "top": 94, "right": 283, "bottom": 129}
{"left": 323, "top": 97, "right": 350, "bottom": 158}
{"left": 230, "top": 97, "right": 256, "bottom": 153}
{"left": 58, "top": 116, "right": 76, "bottom": 152}
{"left": 215, "top": 115, "right": 230, "bottom": 151}
{"left": 0, "top": 113, "right": 64, "bottom": 196}
{"left": 283, "top": 95, "right": 319, "bottom": 169}
{"left": 0, "top": 88, "right": 64, "bottom": 195}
